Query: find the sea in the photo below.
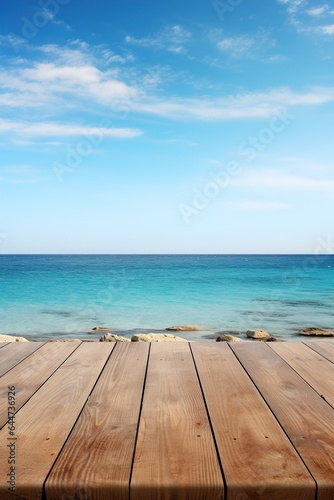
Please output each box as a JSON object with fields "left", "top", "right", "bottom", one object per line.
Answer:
{"left": 0, "top": 254, "right": 333, "bottom": 341}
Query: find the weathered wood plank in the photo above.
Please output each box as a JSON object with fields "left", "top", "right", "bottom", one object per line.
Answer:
{"left": 0, "top": 342, "right": 44, "bottom": 377}
{"left": 0, "top": 342, "right": 114, "bottom": 500}
{"left": 191, "top": 342, "right": 315, "bottom": 500}
{"left": 0, "top": 341, "right": 80, "bottom": 429}
{"left": 231, "top": 342, "right": 334, "bottom": 500}
{"left": 131, "top": 342, "right": 224, "bottom": 500}
{"left": 304, "top": 341, "right": 334, "bottom": 364}
{"left": 46, "top": 342, "right": 150, "bottom": 500}
{"left": 269, "top": 342, "right": 334, "bottom": 409}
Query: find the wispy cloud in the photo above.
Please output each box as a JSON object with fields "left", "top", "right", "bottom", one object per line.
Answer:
{"left": 39, "top": 7, "right": 71, "bottom": 31}
{"left": 0, "top": 119, "right": 142, "bottom": 140}
{"left": 136, "top": 86, "right": 334, "bottom": 120}
{"left": 321, "top": 24, "right": 334, "bottom": 34}
{"left": 212, "top": 28, "right": 284, "bottom": 63}
{"left": 278, "top": 0, "right": 307, "bottom": 13}
{"left": 0, "top": 60, "right": 137, "bottom": 111}
{"left": 306, "top": 5, "right": 329, "bottom": 16}
{"left": 125, "top": 25, "right": 192, "bottom": 55}
{"left": 1, "top": 37, "right": 334, "bottom": 147}
{"left": 0, "top": 33, "right": 27, "bottom": 51}
{"left": 217, "top": 31, "right": 276, "bottom": 60}
{"left": 217, "top": 35, "right": 256, "bottom": 58}
{"left": 38, "top": 39, "right": 134, "bottom": 67}
{"left": 278, "top": 0, "right": 334, "bottom": 35}
{"left": 1, "top": 49, "right": 334, "bottom": 122}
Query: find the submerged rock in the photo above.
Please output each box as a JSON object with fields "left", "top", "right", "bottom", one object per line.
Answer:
{"left": 246, "top": 329, "right": 270, "bottom": 340}
{"left": 299, "top": 327, "right": 334, "bottom": 337}
{"left": 166, "top": 325, "right": 201, "bottom": 332}
{"left": 0, "top": 334, "right": 29, "bottom": 342}
{"left": 216, "top": 335, "right": 243, "bottom": 342}
{"left": 131, "top": 333, "right": 188, "bottom": 342}
{"left": 91, "top": 326, "right": 110, "bottom": 332}
{"left": 99, "top": 333, "right": 130, "bottom": 342}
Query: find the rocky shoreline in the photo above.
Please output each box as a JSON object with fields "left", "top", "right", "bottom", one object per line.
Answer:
{"left": 1, "top": 325, "right": 334, "bottom": 343}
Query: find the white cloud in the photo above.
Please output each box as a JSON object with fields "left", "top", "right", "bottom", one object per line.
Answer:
{"left": 278, "top": 0, "right": 306, "bottom": 13}
{"left": 278, "top": 0, "right": 334, "bottom": 36}
{"left": 0, "top": 33, "right": 27, "bottom": 51}
{"left": 306, "top": 5, "right": 328, "bottom": 16}
{"left": 0, "top": 119, "right": 142, "bottom": 139}
{"left": 38, "top": 40, "right": 134, "bottom": 67}
{"left": 216, "top": 30, "right": 278, "bottom": 61}
{"left": 38, "top": 43, "right": 92, "bottom": 66}
{"left": 217, "top": 35, "right": 256, "bottom": 58}
{"left": 1, "top": 44, "right": 334, "bottom": 122}
{"left": 0, "top": 61, "right": 137, "bottom": 110}
{"left": 136, "top": 86, "right": 334, "bottom": 121}
{"left": 320, "top": 24, "right": 334, "bottom": 34}
{"left": 39, "top": 8, "right": 71, "bottom": 31}
{"left": 125, "top": 25, "right": 192, "bottom": 55}
{"left": 23, "top": 63, "right": 102, "bottom": 84}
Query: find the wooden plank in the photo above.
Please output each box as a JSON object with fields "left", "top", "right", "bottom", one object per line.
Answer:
{"left": 46, "top": 342, "right": 150, "bottom": 500}
{"left": 304, "top": 341, "right": 334, "bottom": 364}
{"left": 0, "top": 342, "right": 114, "bottom": 500}
{"left": 231, "top": 342, "right": 334, "bottom": 500}
{"left": 0, "top": 341, "right": 44, "bottom": 377}
{"left": 131, "top": 342, "right": 224, "bottom": 500}
{"left": 269, "top": 342, "right": 334, "bottom": 409}
{"left": 0, "top": 341, "right": 81, "bottom": 429}
{"left": 191, "top": 342, "right": 315, "bottom": 500}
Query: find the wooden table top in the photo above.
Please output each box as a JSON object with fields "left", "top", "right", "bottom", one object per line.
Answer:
{"left": 0, "top": 340, "right": 333, "bottom": 500}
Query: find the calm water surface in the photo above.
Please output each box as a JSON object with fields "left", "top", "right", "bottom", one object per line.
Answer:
{"left": 0, "top": 254, "right": 333, "bottom": 341}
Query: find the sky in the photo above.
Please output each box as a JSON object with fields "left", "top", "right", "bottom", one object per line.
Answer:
{"left": 0, "top": 0, "right": 333, "bottom": 254}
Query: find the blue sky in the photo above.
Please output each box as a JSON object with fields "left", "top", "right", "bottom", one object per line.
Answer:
{"left": 0, "top": 0, "right": 333, "bottom": 253}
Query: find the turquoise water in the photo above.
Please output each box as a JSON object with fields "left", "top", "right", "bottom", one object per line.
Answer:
{"left": 0, "top": 254, "right": 333, "bottom": 341}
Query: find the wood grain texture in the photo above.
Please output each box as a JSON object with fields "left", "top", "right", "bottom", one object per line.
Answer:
{"left": 191, "top": 342, "right": 315, "bottom": 500}
{"left": 131, "top": 342, "right": 224, "bottom": 500}
{"left": 269, "top": 342, "right": 334, "bottom": 408}
{"left": 46, "top": 342, "right": 150, "bottom": 500}
{"left": 0, "top": 341, "right": 80, "bottom": 429}
{"left": 304, "top": 341, "right": 334, "bottom": 364}
{"left": 0, "top": 341, "right": 333, "bottom": 499}
{"left": 0, "top": 342, "right": 114, "bottom": 500}
{"left": 231, "top": 342, "right": 334, "bottom": 500}
{"left": 0, "top": 342, "right": 44, "bottom": 377}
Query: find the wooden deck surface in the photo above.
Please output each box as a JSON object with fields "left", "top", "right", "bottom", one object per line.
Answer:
{"left": 0, "top": 340, "right": 333, "bottom": 499}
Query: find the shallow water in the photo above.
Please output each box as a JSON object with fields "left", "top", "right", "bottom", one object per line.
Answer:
{"left": 0, "top": 254, "right": 333, "bottom": 341}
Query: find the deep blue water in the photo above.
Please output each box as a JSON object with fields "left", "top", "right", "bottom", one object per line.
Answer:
{"left": 0, "top": 254, "right": 333, "bottom": 340}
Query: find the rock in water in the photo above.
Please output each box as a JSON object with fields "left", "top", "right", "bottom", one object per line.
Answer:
{"left": 0, "top": 334, "right": 29, "bottom": 342}
{"left": 99, "top": 333, "right": 130, "bottom": 342}
{"left": 299, "top": 327, "right": 334, "bottom": 337}
{"left": 216, "top": 335, "right": 243, "bottom": 342}
{"left": 246, "top": 329, "right": 270, "bottom": 339}
{"left": 91, "top": 326, "right": 110, "bottom": 332}
{"left": 131, "top": 333, "right": 188, "bottom": 342}
{"left": 166, "top": 325, "right": 201, "bottom": 332}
